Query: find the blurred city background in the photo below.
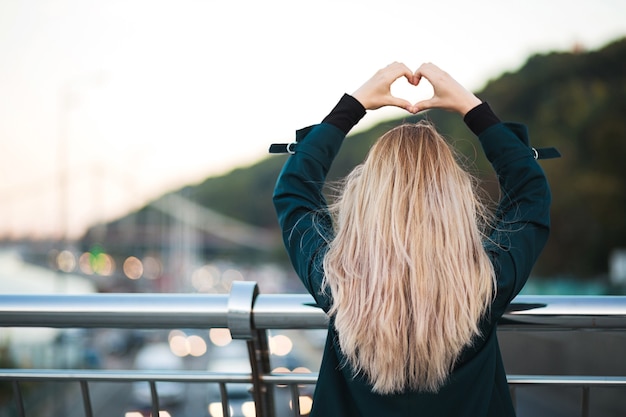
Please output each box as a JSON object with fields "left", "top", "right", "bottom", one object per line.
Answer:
{"left": 1, "top": 1, "right": 625, "bottom": 416}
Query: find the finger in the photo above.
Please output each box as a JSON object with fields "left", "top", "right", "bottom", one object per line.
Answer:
{"left": 411, "top": 73, "right": 421, "bottom": 86}
{"left": 413, "top": 97, "right": 439, "bottom": 113}
{"left": 396, "top": 62, "right": 417, "bottom": 85}
{"left": 414, "top": 62, "right": 440, "bottom": 83}
{"left": 387, "top": 96, "right": 414, "bottom": 112}
{"left": 387, "top": 61, "right": 415, "bottom": 85}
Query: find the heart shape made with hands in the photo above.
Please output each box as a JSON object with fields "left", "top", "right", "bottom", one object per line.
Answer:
{"left": 390, "top": 76, "right": 434, "bottom": 109}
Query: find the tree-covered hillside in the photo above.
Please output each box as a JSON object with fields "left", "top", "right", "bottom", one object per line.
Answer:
{"left": 90, "top": 37, "right": 626, "bottom": 279}
{"left": 478, "top": 39, "right": 626, "bottom": 277}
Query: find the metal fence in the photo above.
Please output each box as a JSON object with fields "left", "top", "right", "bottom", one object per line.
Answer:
{"left": 1, "top": 281, "right": 625, "bottom": 417}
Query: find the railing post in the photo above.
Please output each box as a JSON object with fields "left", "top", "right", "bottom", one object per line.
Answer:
{"left": 149, "top": 381, "right": 160, "bottom": 417}
{"left": 219, "top": 382, "right": 230, "bottom": 417}
{"left": 228, "top": 281, "right": 275, "bottom": 417}
{"left": 581, "top": 386, "right": 589, "bottom": 417}
{"left": 510, "top": 386, "right": 517, "bottom": 414}
{"left": 290, "top": 384, "right": 302, "bottom": 417}
{"left": 80, "top": 380, "right": 94, "bottom": 417}
{"left": 12, "top": 381, "right": 25, "bottom": 417}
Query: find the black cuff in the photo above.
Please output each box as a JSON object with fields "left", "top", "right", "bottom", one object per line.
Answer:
{"left": 463, "top": 102, "right": 501, "bottom": 136}
{"left": 321, "top": 94, "right": 366, "bottom": 135}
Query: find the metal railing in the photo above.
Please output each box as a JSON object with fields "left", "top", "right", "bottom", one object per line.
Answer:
{"left": 1, "top": 281, "right": 625, "bottom": 417}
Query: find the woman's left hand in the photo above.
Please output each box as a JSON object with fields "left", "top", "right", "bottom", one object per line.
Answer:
{"left": 352, "top": 62, "right": 418, "bottom": 112}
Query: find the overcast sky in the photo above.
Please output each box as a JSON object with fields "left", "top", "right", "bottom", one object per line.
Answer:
{"left": 1, "top": 0, "right": 625, "bottom": 239}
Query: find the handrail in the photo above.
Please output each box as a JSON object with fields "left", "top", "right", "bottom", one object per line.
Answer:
{"left": 2, "top": 370, "right": 625, "bottom": 387}
{"left": 1, "top": 283, "right": 625, "bottom": 417}
{"left": 0, "top": 286, "right": 625, "bottom": 330}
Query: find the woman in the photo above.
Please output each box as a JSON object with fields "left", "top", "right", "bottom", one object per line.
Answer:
{"left": 272, "top": 62, "right": 552, "bottom": 416}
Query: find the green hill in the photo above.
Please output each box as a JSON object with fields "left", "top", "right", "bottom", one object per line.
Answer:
{"left": 86, "top": 37, "right": 626, "bottom": 279}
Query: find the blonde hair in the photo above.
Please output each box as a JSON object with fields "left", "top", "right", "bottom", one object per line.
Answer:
{"left": 322, "top": 121, "right": 495, "bottom": 394}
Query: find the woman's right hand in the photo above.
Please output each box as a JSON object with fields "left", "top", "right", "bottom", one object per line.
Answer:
{"left": 351, "top": 62, "right": 418, "bottom": 112}
{"left": 412, "top": 63, "right": 481, "bottom": 115}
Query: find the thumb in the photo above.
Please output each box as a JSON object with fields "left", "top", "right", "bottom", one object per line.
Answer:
{"left": 413, "top": 97, "right": 439, "bottom": 113}
{"left": 387, "top": 95, "right": 414, "bottom": 112}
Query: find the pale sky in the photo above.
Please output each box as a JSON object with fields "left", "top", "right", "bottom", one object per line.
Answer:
{"left": 1, "top": 0, "right": 625, "bottom": 239}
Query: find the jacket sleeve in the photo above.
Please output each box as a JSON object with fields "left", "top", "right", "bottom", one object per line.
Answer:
{"left": 480, "top": 122, "right": 552, "bottom": 318}
{"left": 272, "top": 123, "right": 346, "bottom": 311}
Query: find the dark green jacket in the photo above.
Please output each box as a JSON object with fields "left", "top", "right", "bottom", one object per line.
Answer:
{"left": 273, "top": 121, "right": 551, "bottom": 417}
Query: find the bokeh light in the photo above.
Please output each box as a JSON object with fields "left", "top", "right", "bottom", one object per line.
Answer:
{"left": 289, "top": 396, "right": 313, "bottom": 415}
{"left": 78, "top": 252, "right": 94, "bottom": 274}
{"left": 221, "top": 268, "right": 243, "bottom": 291}
{"left": 169, "top": 334, "right": 190, "bottom": 357}
{"left": 191, "top": 264, "right": 220, "bottom": 292}
{"left": 208, "top": 403, "right": 232, "bottom": 417}
{"left": 56, "top": 250, "right": 76, "bottom": 272}
{"left": 123, "top": 256, "right": 143, "bottom": 280}
{"left": 209, "top": 328, "right": 232, "bottom": 347}
{"left": 187, "top": 334, "right": 207, "bottom": 357}
{"left": 142, "top": 256, "right": 162, "bottom": 280}
{"left": 242, "top": 401, "right": 256, "bottom": 417}
{"left": 93, "top": 253, "right": 115, "bottom": 276}
{"left": 126, "top": 412, "right": 171, "bottom": 417}
{"left": 269, "top": 334, "right": 293, "bottom": 357}
{"left": 83, "top": 246, "right": 115, "bottom": 276}
{"left": 167, "top": 330, "right": 207, "bottom": 357}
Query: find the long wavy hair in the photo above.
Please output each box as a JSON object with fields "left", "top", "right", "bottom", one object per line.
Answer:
{"left": 322, "top": 121, "right": 496, "bottom": 394}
